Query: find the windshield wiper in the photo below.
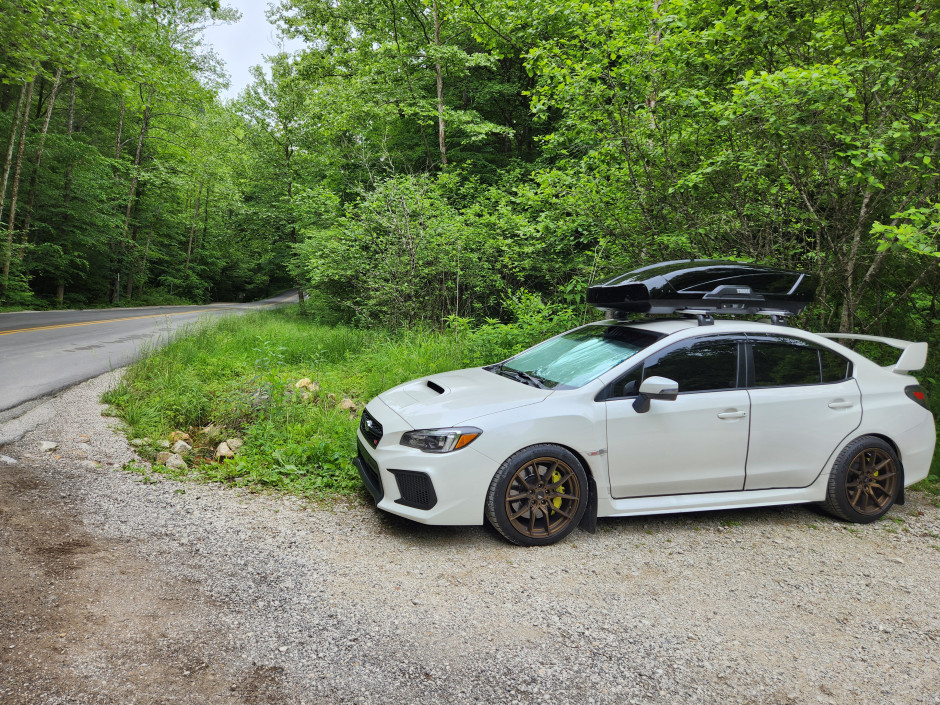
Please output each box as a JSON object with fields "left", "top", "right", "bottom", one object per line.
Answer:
{"left": 503, "top": 368, "right": 547, "bottom": 389}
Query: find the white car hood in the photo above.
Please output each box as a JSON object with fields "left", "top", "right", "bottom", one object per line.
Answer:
{"left": 378, "top": 368, "right": 551, "bottom": 428}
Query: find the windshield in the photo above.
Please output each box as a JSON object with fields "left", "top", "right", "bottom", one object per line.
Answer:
{"left": 490, "top": 323, "right": 662, "bottom": 390}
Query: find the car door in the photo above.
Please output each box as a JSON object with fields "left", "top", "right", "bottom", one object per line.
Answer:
{"left": 603, "top": 334, "right": 750, "bottom": 498}
{"left": 743, "top": 334, "right": 861, "bottom": 490}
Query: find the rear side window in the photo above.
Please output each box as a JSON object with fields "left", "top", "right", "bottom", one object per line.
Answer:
{"left": 641, "top": 337, "right": 740, "bottom": 393}
{"left": 821, "top": 347, "right": 852, "bottom": 382}
{"left": 749, "top": 335, "right": 852, "bottom": 387}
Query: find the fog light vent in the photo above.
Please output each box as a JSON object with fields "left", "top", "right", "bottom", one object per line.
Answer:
{"left": 390, "top": 470, "right": 438, "bottom": 510}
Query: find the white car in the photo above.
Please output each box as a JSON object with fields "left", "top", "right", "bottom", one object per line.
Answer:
{"left": 354, "top": 262, "right": 935, "bottom": 545}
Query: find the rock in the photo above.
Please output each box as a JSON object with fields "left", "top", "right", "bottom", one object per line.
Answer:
{"left": 0, "top": 455, "right": 17, "bottom": 465}
{"left": 295, "top": 378, "right": 320, "bottom": 393}
{"left": 215, "top": 442, "right": 234, "bottom": 460}
{"left": 39, "top": 441, "right": 59, "bottom": 452}
{"left": 327, "top": 393, "right": 336, "bottom": 405}
{"left": 156, "top": 451, "right": 173, "bottom": 465}
{"left": 157, "top": 440, "right": 170, "bottom": 448}
{"left": 130, "top": 438, "right": 145, "bottom": 447}
{"left": 170, "top": 431, "right": 192, "bottom": 444}
{"left": 165, "top": 454, "right": 187, "bottom": 471}
{"left": 338, "top": 398, "right": 357, "bottom": 417}
{"left": 202, "top": 423, "right": 222, "bottom": 437}
{"left": 172, "top": 440, "right": 192, "bottom": 454}
{"left": 226, "top": 438, "right": 243, "bottom": 452}
{"left": 300, "top": 392, "right": 311, "bottom": 401}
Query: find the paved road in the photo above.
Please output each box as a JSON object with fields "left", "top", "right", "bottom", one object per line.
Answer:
{"left": 0, "top": 291, "right": 299, "bottom": 415}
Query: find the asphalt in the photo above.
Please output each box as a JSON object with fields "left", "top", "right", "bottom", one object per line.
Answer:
{"left": 0, "top": 291, "right": 299, "bottom": 417}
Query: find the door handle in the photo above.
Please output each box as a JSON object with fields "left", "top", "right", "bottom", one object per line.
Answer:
{"left": 717, "top": 410, "right": 747, "bottom": 419}
{"left": 828, "top": 400, "right": 854, "bottom": 409}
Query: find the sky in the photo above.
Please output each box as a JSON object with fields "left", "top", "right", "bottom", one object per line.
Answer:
{"left": 201, "top": 0, "right": 305, "bottom": 100}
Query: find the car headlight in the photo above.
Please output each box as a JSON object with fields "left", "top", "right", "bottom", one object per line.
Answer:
{"left": 399, "top": 427, "right": 482, "bottom": 453}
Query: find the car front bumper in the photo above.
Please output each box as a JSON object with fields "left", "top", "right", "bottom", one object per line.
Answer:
{"left": 354, "top": 399, "right": 496, "bottom": 526}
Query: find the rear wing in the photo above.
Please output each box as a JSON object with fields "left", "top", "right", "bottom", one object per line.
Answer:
{"left": 817, "top": 333, "right": 928, "bottom": 374}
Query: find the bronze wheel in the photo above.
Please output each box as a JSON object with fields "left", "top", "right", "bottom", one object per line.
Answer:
{"left": 505, "top": 456, "right": 581, "bottom": 539}
{"left": 823, "top": 436, "right": 901, "bottom": 523}
{"left": 844, "top": 447, "right": 899, "bottom": 516}
{"left": 486, "top": 445, "right": 588, "bottom": 546}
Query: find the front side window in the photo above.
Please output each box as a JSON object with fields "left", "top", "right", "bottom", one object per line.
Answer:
{"left": 608, "top": 336, "right": 741, "bottom": 397}
{"left": 492, "top": 323, "right": 663, "bottom": 390}
{"left": 642, "top": 337, "right": 740, "bottom": 392}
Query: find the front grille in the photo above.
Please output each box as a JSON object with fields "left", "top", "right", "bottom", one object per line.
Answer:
{"left": 360, "top": 409, "right": 384, "bottom": 448}
{"left": 390, "top": 470, "right": 438, "bottom": 510}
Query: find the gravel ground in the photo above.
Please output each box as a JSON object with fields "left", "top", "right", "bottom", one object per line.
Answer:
{"left": 1, "top": 371, "right": 940, "bottom": 705}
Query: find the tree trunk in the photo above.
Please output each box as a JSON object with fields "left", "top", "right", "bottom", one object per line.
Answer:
{"left": 107, "top": 96, "right": 126, "bottom": 304}
{"left": 63, "top": 78, "right": 76, "bottom": 208}
{"left": 1, "top": 79, "right": 35, "bottom": 293}
{"left": 20, "top": 66, "right": 63, "bottom": 249}
{"left": 113, "top": 87, "right": 153, "bottom": 304}
{"left": 185, "top": 179, "right": 203, "bottom": 272}
{"left": 114, "top": 97, "right": 125, "bottom": 161}
{"left": 0, "top": 83, "right": 29, "bottom": 230}
{"left": 838, "top": 189, "right": 874, "bottom": 332}
{"left": 432, "top": 1, "right": 447, "bottom": 168}
{"left": 199, "top": 182, "right": 210, "bottom": 252}
{"left": 139, "top": 227, "right": 153, "bottom": 296}
{"left": 55, "top": 78, "right": 77, "bottom": 306}
{"left": 125, "top": 222, "right": 138, "bottom": 298}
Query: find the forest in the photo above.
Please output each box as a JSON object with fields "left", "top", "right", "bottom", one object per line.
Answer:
{"left": 1, "top": 0, "right": 939, "bottom": 344}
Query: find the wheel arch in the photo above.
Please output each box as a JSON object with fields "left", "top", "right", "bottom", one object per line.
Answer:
{"left": 551, "top": 443, "right": 599, "bottom": 534}
{"left": 862, "top": 432, "right": 905, "bottom": 505}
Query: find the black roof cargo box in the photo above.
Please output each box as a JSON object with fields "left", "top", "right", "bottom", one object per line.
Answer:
{"left": 587, "top": 260, "right": 817, "bottom": 316}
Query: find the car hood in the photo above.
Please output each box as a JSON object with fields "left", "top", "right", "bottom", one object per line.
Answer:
{"left": 378, "top": 368, "right": 552, "bottom": 428}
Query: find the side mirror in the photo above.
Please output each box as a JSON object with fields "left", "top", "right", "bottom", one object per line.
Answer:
{"left": 633, "top": 376, "right": 679, "bottom": 413}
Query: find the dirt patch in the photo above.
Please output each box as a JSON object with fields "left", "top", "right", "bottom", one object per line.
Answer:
{"left": 0, "top": 462, "right": 267, "bottom": 705}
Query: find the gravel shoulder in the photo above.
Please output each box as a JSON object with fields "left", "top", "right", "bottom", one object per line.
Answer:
{"left": 1, "top": 371, "right": 939, "bottom": 705}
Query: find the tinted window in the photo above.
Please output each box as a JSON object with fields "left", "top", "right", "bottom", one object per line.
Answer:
{"left": 610, "top": 365, "right": 643, "bottom": 397}
{"left": 751, "top": 337, "right": 820, "bottom": 387}
{"left": 642, "top": 337, "right": 740, "bottom": 393}
{"left": 821, "top": 347, "right": 852, "bottom": 382}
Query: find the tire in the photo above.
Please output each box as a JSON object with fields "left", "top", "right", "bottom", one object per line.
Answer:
{"left": 822, "top": 436, "right": 901, "bottom": 523}
{"left": 485, "top": 444, "right": 589, "bottom": 546}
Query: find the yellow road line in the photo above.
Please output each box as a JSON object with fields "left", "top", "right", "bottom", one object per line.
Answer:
{"left": 0, "top": 309, "right": 227, "bottom": 337}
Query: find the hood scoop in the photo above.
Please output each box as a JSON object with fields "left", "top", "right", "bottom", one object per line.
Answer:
{"left": 427, "top": 380, "right": 445, "bottom": 394}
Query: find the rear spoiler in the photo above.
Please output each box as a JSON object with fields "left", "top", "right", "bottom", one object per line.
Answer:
{"left": 817, "top": 333, "right": 928, "bottom": 374}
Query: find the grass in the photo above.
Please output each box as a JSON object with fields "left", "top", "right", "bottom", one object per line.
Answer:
{"left": 103, "top": 305, "right": 551, "bottom": 499}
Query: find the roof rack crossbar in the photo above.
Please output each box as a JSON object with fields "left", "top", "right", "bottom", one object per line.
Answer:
{"left": 677, "top": 309, "right": 715, "bottom": 326}
{"left": 755, "top": 309, "right": 793, "bottom": 326}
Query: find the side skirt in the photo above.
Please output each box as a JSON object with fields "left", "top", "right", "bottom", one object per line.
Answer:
{"left": 598, "top": 485, "right": 828, "bottom": 519}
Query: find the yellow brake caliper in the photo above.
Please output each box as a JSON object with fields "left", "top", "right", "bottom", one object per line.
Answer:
{"left": 551, "top": 470, "right": 563, "bottom": 512}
